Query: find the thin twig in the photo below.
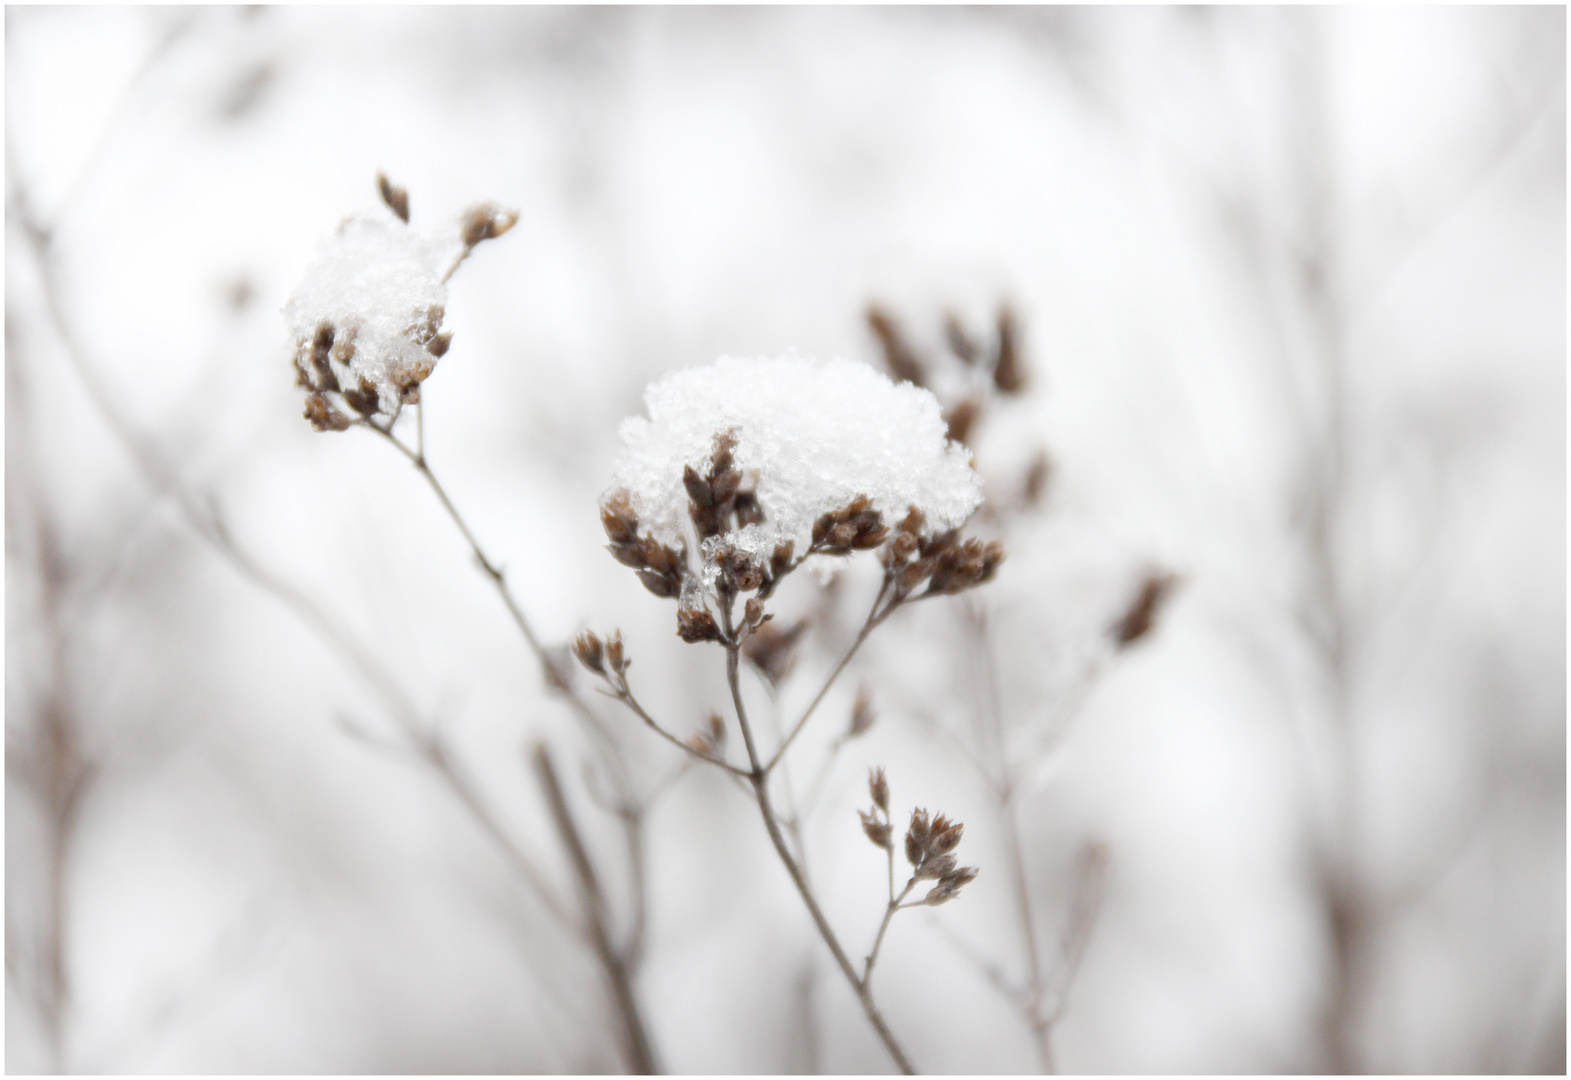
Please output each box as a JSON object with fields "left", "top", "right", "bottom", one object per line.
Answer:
{"left": 765, "top": 579, "right": 894, "bottom": 774}
{"left": 533, "top": 743, "right": 661, "bottom": 1075}
{"left": 718, "top": 603, "right": 918, "bottom": 1075}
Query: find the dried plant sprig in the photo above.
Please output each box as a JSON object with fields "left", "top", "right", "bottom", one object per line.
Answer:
{"left": 860, "top": 775, "right": 980, "bottom": 992}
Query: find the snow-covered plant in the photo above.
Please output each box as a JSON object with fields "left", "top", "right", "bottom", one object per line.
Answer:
{"left": 578, "top": 355, "right": 1004, "bottom": 1073}
{"left": 285, "top": 173, "right": 515, "bottom": 430}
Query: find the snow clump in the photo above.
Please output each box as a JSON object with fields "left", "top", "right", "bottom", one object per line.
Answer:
{"left": 284, "top": 212, "right": 461, "bottom": 417}
{"left": 609, "top": 356, "right": 983, "bottom": 554}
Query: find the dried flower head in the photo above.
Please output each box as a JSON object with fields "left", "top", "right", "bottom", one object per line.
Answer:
{"left": 606, "top": 357, "right": 981, "bottom": 565}
{"left": 285, "top": 211, "right": 461, "bottom": 421}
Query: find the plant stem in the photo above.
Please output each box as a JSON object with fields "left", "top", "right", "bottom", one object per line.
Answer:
{"left": 863, "top": 878, "right": 917, "bottom": 988}
{"left": 534, "top": 744, "right": 661, "bottom": 1075}
{"left": 719, "top": 608, "right": 918, "bottom": 1075}
{"left": 766, "top": 580, "right": 893, "bottom": 774}
{"left": 368, "top": 424, "right": 664, "bottom": 1072}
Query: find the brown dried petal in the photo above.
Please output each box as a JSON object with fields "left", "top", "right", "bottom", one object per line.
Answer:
{"left": 605, "top": 630, "right": 626, "bottom": 675}
{"left": 859, "top": 810, "right": 893, "bottom": 850}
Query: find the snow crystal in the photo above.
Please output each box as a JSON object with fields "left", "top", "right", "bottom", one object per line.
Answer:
{"left": 283, "top": 211, "right": 461, "bottom": 416}
{"left": 609, "top": 356, "right": 983, "bottom": 553}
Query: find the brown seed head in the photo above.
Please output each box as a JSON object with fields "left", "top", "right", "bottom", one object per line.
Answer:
{"left": 605, "top": 629, "right": 626, "bottom": 675}
{"left": 572, "top": 629, "right": 604, "bottom": 675}
{"left": 677, "top": 606, "right": 722, "bottom": 644}
{"left": 866, "top": 304, "right": 927, "bottom": 388}
{"left": 1112, "top": 570, "right": 1178, "bottom": 649}
{"left": 944, "top": 398, "right": 982, "bottom": 445}
{"left": 944, "top": 311, "right": 980, "bottom": 365}
{"left": 461, "top": 203, "right": 519, "bottom": 247}
{"left": 992, "top": 304, "right": 1026, "bottom": 395}
{"left": 859, "top": 809, "right": 893, "bottom": 850}
{"left": 868, "top": 766, "right": 889, "bottom": 813}
{"left": 905, "top": 808, "right": 932, "bottom": 867}
{"left": 376, "top": 172, "right": 410, "bottom": 223}
{"left": 849, "top": 687, "right": 876, "bottom": 739}
{"left": 303, "top": 393, "right": 352, "bottom": 432}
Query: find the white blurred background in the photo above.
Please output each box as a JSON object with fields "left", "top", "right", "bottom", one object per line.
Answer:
{"left": 6, "top": 6, "right": 1564, "bottom": 1074}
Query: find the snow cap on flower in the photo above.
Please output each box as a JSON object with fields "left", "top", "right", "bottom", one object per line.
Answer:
{"left": 609, "top": 356, "right": 983, "bottom": 553}
{"left": 284, "top": 211, "right": 460, "bottom": 418}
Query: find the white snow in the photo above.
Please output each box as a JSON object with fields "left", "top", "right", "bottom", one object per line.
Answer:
{"left": 608, "top": 356, "right": 983, "bottom": 552}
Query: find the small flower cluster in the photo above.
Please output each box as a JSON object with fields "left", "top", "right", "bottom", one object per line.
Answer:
{"left": 858, "top": 767, "right": 979, "bottom": 907}
{"left": 880, "top": 508, "right": 1005, "bottom": 602}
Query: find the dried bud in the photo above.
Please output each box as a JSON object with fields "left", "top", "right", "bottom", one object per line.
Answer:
{"left": 426, "top": 331, "right": 452, "bottom": 358}
{"left": 1111, "top": 571, "right": 1178, "bottom": 649}
{"left": 929, "top": 815, "right": 963, "bottom": 856}
{"left": 741, "top": 618, "right": 806, "bottom": 684}
{"left": 859, "top": 809, "right": 893, "bottom": 850}
{"left": 924, "top": 866, "right": 979, "bottom": 906}
{"left": 376, "top": 172, "right": 410, "bottom": 223}
{"left": 303, "top": 393, "right": 351, "bottom": 432}
{"left": 734, "top": 490, "right": 765, "bottom": 527}
{"left": 461, "top": 203, "right": 519, "bottom": 247}
{"left": 572, "top": 630, "right": 605, "bottom": 675}
{"left": 849, "top": 687, "right": 876, "bottom": 739}
{"left": 944, "top": 398, "right": 982, "bottom": 446}
{"left": 600, "top": 491, "right": 640, "bottom": 546}
{"left": 1022, "top": 450, "right": 1052, "bottom": 507}
{"left": 343, "top": 376, "right": 380, "bottom": 417}
{"left": 915, "top": 853, "right": 958, "bottom": 881}
{"left": 868, "top": 766, "right": 889, "bottom": 812}
{"left": 744, "top": 597, "right": 767, "bottom": 627}
{"left": 604, "top": 630, "right": 626, "bottom": 675}
{"left": 637, "top": 568, "right": 683, "bottom": 600}
{"left": 905, "top": 808, "right": 932, "bottom": 867}
{"left": 992, "top": 304, "right": 1026, "bottom": 395}
{"left": 944, "top": 311, "right": 980, "bottom": 365}
{"left": 677, "top": 606, "right": 722, "bottom": 644}
{"left": 866, "top": 304, "right": 927, "bottom": 388}
{"left": 689, "top": 712, "right": 727, "bottom": 755}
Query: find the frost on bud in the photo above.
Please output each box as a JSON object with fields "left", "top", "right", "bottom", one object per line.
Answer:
{"left": 1111, "top": 570, "right": 1178, "bottom": 650}
{"left": 376, "top": 172, "right": 409, "bottom": 223}
{"left": 849, "top": 687, "right": 876, "bottom": 739}
{"left": 868, "top": 766, "right": 889, "bottom": 813}
{"left": 859, "top": 809, "right": 893, "bottom": 850}
{"left": 572, "top": 630, "right": 604, "bottom": 675}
